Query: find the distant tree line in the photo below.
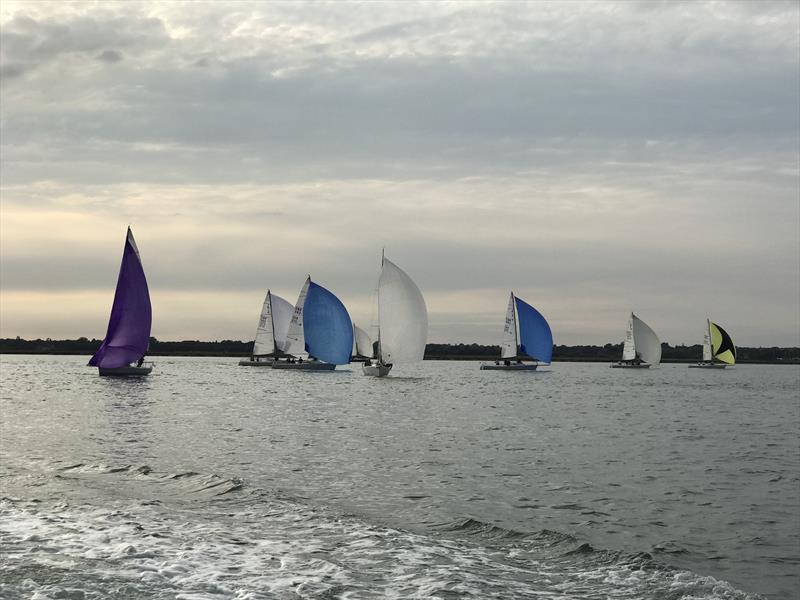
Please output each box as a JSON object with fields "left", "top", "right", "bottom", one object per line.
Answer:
{"left": 424, "top": 342, "right": 799, "bottom": 363}
{"left": 0, "top": 337, "right": 250, "bottom": 357}
{"left": 1, "top": 337, "right": 798, "bottom": 363}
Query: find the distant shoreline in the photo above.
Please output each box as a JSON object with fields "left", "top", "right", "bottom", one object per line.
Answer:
{"left": 0, "top": 349, "right": 797, "bottom": 365}
{"left": 2, "top": 337, "right": 798, "bottom": 364}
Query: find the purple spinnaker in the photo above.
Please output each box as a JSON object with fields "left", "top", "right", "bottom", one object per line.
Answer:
{"left": 88, "top": 228, "right": 152, "bottom": 368}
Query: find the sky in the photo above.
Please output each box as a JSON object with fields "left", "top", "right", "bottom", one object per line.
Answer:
{"left": 1, "top": 0, "right": 798, "bottom": 347}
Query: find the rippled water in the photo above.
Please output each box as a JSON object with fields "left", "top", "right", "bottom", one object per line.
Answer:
{"left": 1, "top": 355, "right": 797, "bottom": 599}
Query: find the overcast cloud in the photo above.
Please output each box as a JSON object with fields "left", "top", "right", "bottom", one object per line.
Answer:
{"left": 1, "top": 1, "right": 798, "bottom": 346}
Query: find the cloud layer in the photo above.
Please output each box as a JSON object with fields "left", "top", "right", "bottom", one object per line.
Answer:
{"left": 1, "top": 1, "right": 798, "bottom": 346}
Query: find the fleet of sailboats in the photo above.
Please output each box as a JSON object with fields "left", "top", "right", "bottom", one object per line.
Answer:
{"left": 611, "top": 313, "right": 662, "bottom": 368}
{"left": 88, "top": 228, "right": 153, "bottom": 376}
{"left": 89, "top": 229, "right": 745, "bottom": 376}
{"left": 481, "top": 292, "right": 552, "bottom": 371}
{"left": 689, "top": 319, "right": 736, "bottom": 369}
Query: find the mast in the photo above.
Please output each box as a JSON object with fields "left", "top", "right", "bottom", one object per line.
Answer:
{"left": 377, "top": 250, "right": 384, "bottom": 362}
{"left": 512, "top": 292, "right": 520, "bottom": 357}
{"left": 268, "top": 291, "right": 277, "bottom": 356}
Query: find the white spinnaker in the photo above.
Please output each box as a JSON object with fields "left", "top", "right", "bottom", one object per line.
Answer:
{"left": 252, "top": 291, "right": 275, "bottom": 356}
{"left": 271, "top": 293, "right": 294, "bottom": 353}
{"left": 353, "top": 324, "right": 373, "bottom": 358}
{"left": 284, "top": 278, "right": 310, "bottom": 356}
{"left": 500, "top": 292, "right": 518, "bottom": 359}
{"left": 702, "top": 319, "right": 713, "bottom": 361}
{"left": 632, "top": 314, "right": 661, "bottom": 365}
{"left": 621, "top": 313, "right": 636, "bottom": 360}
{"left": 378, "top": 258, "right": 428, "bottom": 364}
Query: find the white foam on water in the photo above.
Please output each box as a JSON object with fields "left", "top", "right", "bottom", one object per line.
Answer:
{"left": 0, "top": 498, "right": 764, "bottom": 600}
{"left": 0, "top": 500, "right": 764, "bottom": 600}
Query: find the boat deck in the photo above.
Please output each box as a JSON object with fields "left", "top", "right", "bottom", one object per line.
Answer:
{"left": 272, "top": 361, "right": 336, "bottom": 371}
{"left": 480, "top": 363, "right": 539, "bottom": 371}
{"left": 98, "top": 365, "right": 153, "bottom": 376}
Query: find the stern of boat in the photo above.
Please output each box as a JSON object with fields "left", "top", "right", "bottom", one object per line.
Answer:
{"left": 480, "top": 362, "right": 539, "bottom": 371}
{"left": 363, "top": 361, "right": 392, "bottom": 377}
{"left": 98, "top": 363, "right": 153, "bottom": 376}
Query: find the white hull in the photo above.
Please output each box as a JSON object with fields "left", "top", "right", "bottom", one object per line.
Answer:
{"left": 98, "top": 365, "right": 152, "bottom": 376}
{"left": 611, "top": 361, "right": 651, "bottom": 369}
{"left": 271, "top": 360, "right": 335, "bottom": 371}
{"left": 238, "top": 358, "right": 274, "bottom": 366}
{"left": 480, "top": 362, "right": 539, "bottom": 371}
{"left": 363, "top": 361, "right": 392, "bottom": 377}
{"left": 688, "top": 362, "right": 728, "bottom": 369}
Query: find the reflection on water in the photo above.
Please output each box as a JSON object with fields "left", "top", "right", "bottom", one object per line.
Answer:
{"left": 100, "top": 376, "right": 155, "bottom": 463}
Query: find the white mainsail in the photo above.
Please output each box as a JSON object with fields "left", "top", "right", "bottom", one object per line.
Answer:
{"left": 377, "top": 257, "right": 428, "bottom": 364}
{"left": 353, "top": 323, "right": 374, "bottom": 358}
{"left": 284, "top": 277, "right": 310, "bottom": 357}
{"left": 253, "top": 291, "right": 294, "bottom": 356}
{"left": 252, "top": 291, "right": 276, "bottom": 356}
{"left": 500, "top": 292, "right": 518, "bottom": 359}
{"left": 621, "top": 313, "right": 636, "bottom": 360}
{"left": 632, "top": 313, "right": 661, "bottom": 365}
{"left": 702, "top": 319, "right": 712, "bottom": 362}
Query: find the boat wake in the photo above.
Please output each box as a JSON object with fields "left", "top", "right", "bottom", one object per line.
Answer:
{"left": 0, "top": 461, "right": 764, "bottom": 600}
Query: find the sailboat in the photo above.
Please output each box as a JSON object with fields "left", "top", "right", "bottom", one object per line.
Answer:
{"left": 689, "top": 319, "right": 736, "bottom": 368}
{"left": 611, "top": 312, "right": 661, "bottom": 368}
{"left": 351, "top": 323, "right": 373, "bottom": 362}
{"left": 272, "top": 276, "right": 353, "bottom": 371}
{"left": 239, "top": 290, "right": 293, "bottom": 366}
{"left": 480, "top": 292, "right": 553, "bottom": 370}
{"left": 363, "top": 253, "right": 428, "bottom": 377}
{"left": 88, "top": 227, "right": 153, "bottom": 376}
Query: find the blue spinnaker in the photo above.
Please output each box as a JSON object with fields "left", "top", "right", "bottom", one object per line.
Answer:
{"left": 515, "top": 297, "right": 553, "bottom": 363}
{"left": 88, "top": 228, "right": 152, "bottom": 368}
{"left": 303, "top": 281, "right": 353, "bottom": 365}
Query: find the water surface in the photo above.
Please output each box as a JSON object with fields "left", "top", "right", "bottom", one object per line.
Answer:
{"left": 1, "top": 355, "right": 797, "bottom": 598}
